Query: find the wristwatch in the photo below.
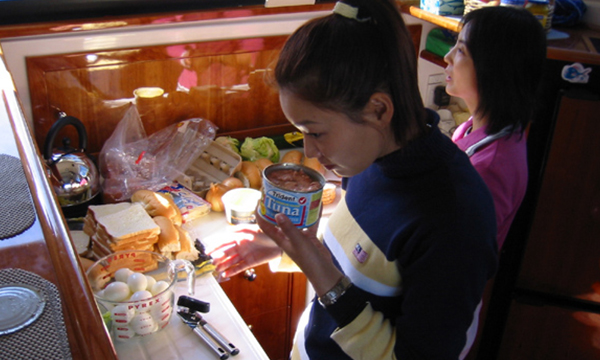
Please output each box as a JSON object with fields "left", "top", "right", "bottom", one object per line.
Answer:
{"left": 318, "top": 276, "right": 352, "bottom": 308}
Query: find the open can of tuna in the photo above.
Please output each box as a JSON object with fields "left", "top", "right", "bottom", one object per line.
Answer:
{"left": 259, "top": 163, "right": 326, "bottom": 228}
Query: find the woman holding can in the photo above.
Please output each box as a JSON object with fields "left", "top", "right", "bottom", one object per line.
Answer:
{"left": 211, "top": 0, "right": 498, "bottom": 359}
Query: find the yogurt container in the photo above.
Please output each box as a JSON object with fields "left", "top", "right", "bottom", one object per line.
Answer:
{"left": 222, "top": 188, "right": 262, "bottom": 224}
{"left": 259, "top": 163, "right": 326, "bottom": 228}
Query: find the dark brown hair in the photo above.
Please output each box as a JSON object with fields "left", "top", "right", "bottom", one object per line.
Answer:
{"left": 462, "top": 7, "right": 547, "bottom": 135}
{"left": 273, "top": 0, "right": 427, "bottom": 147}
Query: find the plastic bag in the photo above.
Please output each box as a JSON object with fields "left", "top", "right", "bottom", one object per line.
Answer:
{"left": 100, "top": 104, "right": 217, "bottom": 202}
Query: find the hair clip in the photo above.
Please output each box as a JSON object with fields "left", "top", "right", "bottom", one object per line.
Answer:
{"left": 333, "top": 2, "right": 371, "bottom": 23}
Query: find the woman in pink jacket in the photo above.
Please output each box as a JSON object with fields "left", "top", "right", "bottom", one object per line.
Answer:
{"left": 444, "top": 7, "right": 547, "bottom": 249}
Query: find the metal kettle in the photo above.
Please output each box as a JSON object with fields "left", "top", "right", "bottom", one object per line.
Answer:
{"left": 43, "top": 113, "right": 100, "bottom": 209}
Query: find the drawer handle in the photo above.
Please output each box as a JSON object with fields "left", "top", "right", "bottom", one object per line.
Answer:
{"left": 243, "top": 268, "right": 257, "bottom": 281}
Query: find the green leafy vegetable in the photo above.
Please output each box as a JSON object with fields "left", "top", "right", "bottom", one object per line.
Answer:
{"left": 240, "top": 137, "right": 280, "bottom": 162}
{"left": 214, "top": 136, "right": 240, "bottom": 154}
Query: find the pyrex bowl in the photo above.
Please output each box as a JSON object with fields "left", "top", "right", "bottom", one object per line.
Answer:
{"left": 86, "top": 250, "right": 195, "bottom": 340}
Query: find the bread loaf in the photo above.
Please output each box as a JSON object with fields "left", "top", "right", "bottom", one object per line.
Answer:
{"left": 174, "top": 226, "right": 199, "bottom": 261}
{"left": 153, "top": 216, "right": 181, "bottom": 253}
{"left": 303, "top": 156, "right": 325, "bottom": 175}
{"left": 281, "top": 150, "right": 303, "bottom": 164}
{"left": 131, "top": 190, "right": 183, "bottom": 226}
{"left": 79, "top": 256, "right": 96, "bottom": 272}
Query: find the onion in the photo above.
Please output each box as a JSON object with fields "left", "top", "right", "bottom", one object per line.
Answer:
{"left": 254, "top": 158, "right": 273, "bottom": 171}
{"left": 205, "top": 183, "right": 229, "bottom": 212}
{"left": 241, "top": 161, "right": 262, "bottom": 190}
{"left": 222, "top": 177, "right": 243, "bottom": 189}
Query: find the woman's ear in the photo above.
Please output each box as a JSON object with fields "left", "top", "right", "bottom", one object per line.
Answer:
{"left": 364, "top": 92, "right": 394, "bottom": 127}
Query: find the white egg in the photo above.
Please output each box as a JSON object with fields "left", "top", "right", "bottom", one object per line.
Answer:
{"left": 145, "top": 275, "right": 156, "bottom": 291}
{"left": 110, "top": 304, "right": 135, "bottom": 324}
{"left": 129, "top": 290, "right": 153, "bottom": 302}
{"left": 114, "top": 268, "right": 134, "bottom": 283}
{"left": 150, "top": 292, "right": 173, "bottom": 326}
{"left": 130, "top": 312, "right": 157, "bottom": 335}
{"left": 103, "top": 282, "right": 130, "bottom": 302}
{"left": 127, "top": 272, "right": 148, "bottom": 293}
{"left": 113, "top": 324, "right": 136, "bottom": 340}
{"left": 150, "top": 280, "right": 170, "bottom": 296}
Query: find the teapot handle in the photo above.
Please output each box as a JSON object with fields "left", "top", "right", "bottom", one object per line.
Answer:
{"left": 43, "top": 115, "right": 88, "bottom": 160}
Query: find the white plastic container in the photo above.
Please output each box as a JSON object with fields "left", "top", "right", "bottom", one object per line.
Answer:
{"left": 221, "top": 188, "right": 262, "bottom": 225}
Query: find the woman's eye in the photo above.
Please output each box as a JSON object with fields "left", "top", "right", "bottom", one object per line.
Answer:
{"left": 307, "top": 132, "right": 321, "bottom": 139}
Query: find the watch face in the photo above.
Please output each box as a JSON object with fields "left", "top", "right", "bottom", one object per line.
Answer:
{"left": 318, "top": 276, "right": 352, "bottom": 308}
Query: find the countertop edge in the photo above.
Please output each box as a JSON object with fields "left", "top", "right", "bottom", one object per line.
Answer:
{"left": 1, "top": 52, "right": 118, "bottom": 359}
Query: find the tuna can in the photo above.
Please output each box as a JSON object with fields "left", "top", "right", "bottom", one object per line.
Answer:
{"left": 259, "top": 163, "right": 326, "bottom": 228}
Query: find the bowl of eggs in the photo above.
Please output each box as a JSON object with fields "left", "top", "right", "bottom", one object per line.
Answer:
{"left": 86, "top": 250, "right": 195, "bottom": 340}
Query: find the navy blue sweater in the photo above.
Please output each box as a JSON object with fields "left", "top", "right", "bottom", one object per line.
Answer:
{"left": 292, "top": 112, "right": 498, "bottom": 360}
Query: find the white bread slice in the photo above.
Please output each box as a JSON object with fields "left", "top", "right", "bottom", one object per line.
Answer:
{"left": 84, "top": 202, "right": 133, "bottom": 236}
{"left": 92, "top": 232, "right": 157, "bottom": 252}
{"left": 94, "top": 225, "right": 158, "bottom": 244}
{"left": 96, "top": 203, "right": 160, "bottom": 241}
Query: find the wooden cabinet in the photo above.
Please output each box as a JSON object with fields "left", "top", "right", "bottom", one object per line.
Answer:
{"left": 493, "top": 92, "right": 600, "bottom": 360}
{"left": 474, "top": 68, "right": 600, "bottom": 359}
{"left": 25, "top": 35, "right": 294, "bottom": 157}
{"left": 219, "top": 266, "right": 307, "bottom": 360}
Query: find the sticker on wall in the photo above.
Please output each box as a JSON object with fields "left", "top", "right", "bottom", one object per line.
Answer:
{"left": 561, "top": 62, "right": 592, "bottom": 84}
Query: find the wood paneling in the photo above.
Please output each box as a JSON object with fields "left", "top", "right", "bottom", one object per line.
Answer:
{"left": 516, "top": 95, "right": 600, "bottom": 297}
{"left": 219, "top": 264, "right": 307, "bottom": 360}
{"left": 0, "top": 4, "right": 335, "bottom": 39}
{"left": 26, "top": 35, "right": 291, "bottom": 156}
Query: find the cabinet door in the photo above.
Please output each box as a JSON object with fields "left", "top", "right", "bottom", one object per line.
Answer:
{"left": 498, "top": 93, "right": 600, "bottom": 359}
{"left": 26, "top": 36, "right": 292, "bottom": 155}
{"left": 219, "top": 264, "right": 306, "bottom": 360}
{"left": 517, "top": 94, "right": 600, "bottom": 295}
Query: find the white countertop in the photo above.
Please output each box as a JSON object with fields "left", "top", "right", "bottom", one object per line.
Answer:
{"left": 112, "top": 210, "right": 271, "bottom": 360}
{"left": 113, "top": 266, "right": 269, "bottom": 360}
{"left": 115, "top": 181, "right": 340, "bottom": 360}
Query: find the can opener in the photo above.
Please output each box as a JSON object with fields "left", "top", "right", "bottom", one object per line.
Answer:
{"left": 177, "top": 296, "right": 240, "bottom": 359}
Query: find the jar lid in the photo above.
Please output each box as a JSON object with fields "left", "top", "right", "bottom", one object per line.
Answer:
{"left": 0, "top": 284, "right": 45, "bottom": 335}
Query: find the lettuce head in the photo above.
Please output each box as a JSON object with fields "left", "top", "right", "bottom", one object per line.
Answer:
{"left": 215, "top": 136, "right": 240, "bottom": 154}
{"left": 240, "top": 137, "right": 280, "bottom": 162}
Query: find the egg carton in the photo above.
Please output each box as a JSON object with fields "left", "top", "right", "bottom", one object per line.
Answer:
{"left": 178, "top": 140, "right": 242, "bottom": 196}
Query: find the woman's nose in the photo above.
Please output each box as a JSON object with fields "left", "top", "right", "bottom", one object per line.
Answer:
{"left": 303, "top": 137, "right": 317, "bottom": 159}
{"left": 444, "top": 48, "right": 453, "bottom": 64}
